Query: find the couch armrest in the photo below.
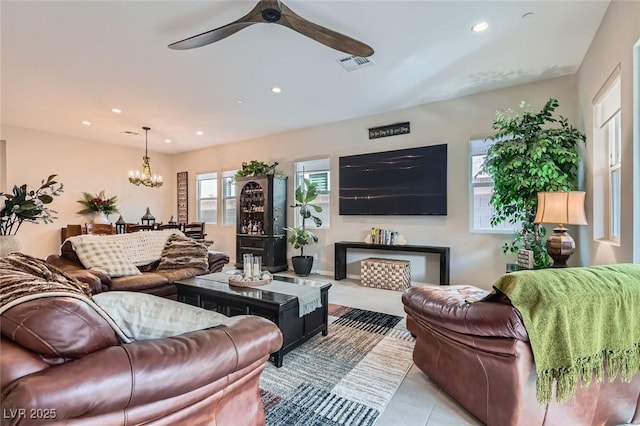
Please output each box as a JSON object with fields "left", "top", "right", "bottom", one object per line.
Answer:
{"left": 1, "top": 315, "right": 282, "bottom": 423}
{"left": 207, "top": 251, "right": 230, "bottom": 273}
{"left": 45, "top": 255, "right": 106, "bottom": 293}
{"left": 402, "top": 285, "right": 528, "bottom": 341}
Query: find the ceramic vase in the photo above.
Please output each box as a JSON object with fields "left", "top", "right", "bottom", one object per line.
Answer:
{"left": 0, "top": 235, "right": 22, "bottom": 257}
{"left": 93, "top": 212, "right": 110, "bottom": 224}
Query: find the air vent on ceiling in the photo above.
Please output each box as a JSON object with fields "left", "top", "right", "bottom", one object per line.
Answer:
{"left": 123, "top": 130, "right": 140, "bottom": 135}
{"left": 337, "top": 55, "right": 374, "bottom": 72}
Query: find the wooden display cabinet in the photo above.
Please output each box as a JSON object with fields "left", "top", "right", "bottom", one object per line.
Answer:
{"left": 235, "top": 174, "right": 288, "bottom": 272}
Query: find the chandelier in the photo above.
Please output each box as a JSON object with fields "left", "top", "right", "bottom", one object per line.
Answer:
{"left": 128, "top": 126, "right": 163, "bottom": 188}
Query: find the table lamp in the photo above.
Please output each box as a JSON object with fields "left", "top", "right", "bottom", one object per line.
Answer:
{"left": 533, "top": 191, "right": 587, "bottom": 268}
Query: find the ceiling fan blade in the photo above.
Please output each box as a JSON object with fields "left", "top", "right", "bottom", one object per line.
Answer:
{"left": 279, "top": 2, "right": 374, "bottom": 57}
{"left": 168, "top": 2, "right": 264, "bottom": 50}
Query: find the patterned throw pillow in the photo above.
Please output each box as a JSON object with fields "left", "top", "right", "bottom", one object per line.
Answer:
{"left": 157, "top": 234, "right": 208, "bottom": 271}
{"left": 71, "top": 238, "right": 141, "bottom": 278}
{"left": 92, "top": 291, "right": 228, "bottom": 340}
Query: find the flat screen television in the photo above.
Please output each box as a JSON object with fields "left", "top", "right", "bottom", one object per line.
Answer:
{"left": 339, "top": 144, "right": 447, "bottom": 215}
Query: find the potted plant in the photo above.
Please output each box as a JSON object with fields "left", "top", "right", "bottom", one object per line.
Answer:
{"left": 0, "top": 175, "right": 64, "bottom": 255}
{"left": 481, "top": 98, "right": 585, "bottom": 268}
{"left": 77, "top": 190, "right": 119, "bottom": 224}
{"left": 284, "top": 178, "right": 323, "bottom": 276}
{"left": 236, "top": 160, "right": 280, "bottom": 177}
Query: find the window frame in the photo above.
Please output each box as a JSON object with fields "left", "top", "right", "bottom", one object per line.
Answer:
{"left": 593, "top": 67, "right": 622, "bottom": 245}
{"left": 222, "top": 170, "right": 237, "bottom": 226}
{"left": 195, "top": 172, "right": 218, "bottom": 225}
{"left": 293, "top": 158, "right": 330, "bottom": 230}
{"left": 469, "top": 137, "right": 520, "bottom": 234}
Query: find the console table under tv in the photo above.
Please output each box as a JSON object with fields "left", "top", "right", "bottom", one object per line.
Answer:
{"left": 334, "top": 241, "right": 450, "bottom": 286}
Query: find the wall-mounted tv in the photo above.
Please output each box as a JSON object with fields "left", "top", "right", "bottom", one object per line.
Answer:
{"left": 339, "top": 144, "right": 447, "bottom": 216}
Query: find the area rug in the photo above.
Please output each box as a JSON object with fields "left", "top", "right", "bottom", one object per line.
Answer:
{"left": 260, "top": 304, "right": 415, "bottom": 425}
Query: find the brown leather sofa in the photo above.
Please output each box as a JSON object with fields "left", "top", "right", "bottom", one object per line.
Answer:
{"left": 402, "top": 285, "right": 640, "bottom": 426}
{"left": 46, "top": 240, "right": 230, "bottom": 299}
{"left": 1, "top": 295, "right": 283, "bottom": 425}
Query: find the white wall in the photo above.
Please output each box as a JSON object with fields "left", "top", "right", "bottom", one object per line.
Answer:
{"left": 10, "top": 67, "right": 631, "bottom": 289}
{"left": 174, "top": 75, "right": 580, "bottom": 289}
{"left": 635, "top": 38, "right": 640, "bottom": 264}
{"left": 0, "top": 125, "right": 174, "bottom": 258}
{"left": 575, "top": 0, "right": 640, "bottom": 265}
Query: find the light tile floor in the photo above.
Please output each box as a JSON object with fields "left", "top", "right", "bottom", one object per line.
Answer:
{"left": 280, "top": 271, "right": 484, "bottom": 426}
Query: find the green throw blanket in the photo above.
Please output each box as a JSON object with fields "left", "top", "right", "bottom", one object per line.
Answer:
{"left": 492, "top": 264, "right": 640, "bottom": 404}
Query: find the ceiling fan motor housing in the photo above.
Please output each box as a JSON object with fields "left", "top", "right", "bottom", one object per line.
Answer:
{"left": 261, "top": 8, "right": 281, "bottom": 22}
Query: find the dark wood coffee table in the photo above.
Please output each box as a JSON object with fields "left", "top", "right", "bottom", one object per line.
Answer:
{"left": 175, "top": 273, "right": 331, "bottom": 367}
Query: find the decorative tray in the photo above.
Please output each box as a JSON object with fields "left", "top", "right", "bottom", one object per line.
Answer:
{"left": 228, "top": 275, "right": 272, "bottom": 287}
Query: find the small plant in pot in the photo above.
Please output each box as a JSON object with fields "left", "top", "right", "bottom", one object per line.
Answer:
{"left": 284, "top": 178, "right": 322, "bottom": 276}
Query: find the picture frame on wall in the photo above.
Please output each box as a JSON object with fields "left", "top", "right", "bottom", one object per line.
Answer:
{"left": 177, "top": 171, "right": 188, "bottom": 223}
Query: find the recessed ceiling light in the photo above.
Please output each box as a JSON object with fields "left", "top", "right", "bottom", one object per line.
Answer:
{"left": 164, "top": 139, "right": 172, "bottom": 144}
{"left": 81, "top": 120, "right": 91, "bottom": 126}
{"left": 471, "top": 21, "right": 489, "bottom": 32}
{"left": 111, "top": 108, "right": 122, "bottom": 114}
{"left": 237, "top": 100, "right": 244, "bottom": 104}
{"left": 196, "top": 131, "right": 204, "bottom": 136}
{"left": 271, "top": 86, "right": 282, "bottom": 94}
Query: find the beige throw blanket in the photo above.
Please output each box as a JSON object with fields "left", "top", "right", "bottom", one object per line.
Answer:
{"left": 67, "top": 229, "right": 182, "bottom": 266}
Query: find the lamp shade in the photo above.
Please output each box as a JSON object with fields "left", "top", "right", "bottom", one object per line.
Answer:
{"left": 534, "top": 191, "right": 588, "bottom": 225}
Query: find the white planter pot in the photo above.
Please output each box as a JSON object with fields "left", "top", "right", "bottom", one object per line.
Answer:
{"left": 93, "top": 212, "right": 110, "bottom": 224}
{"left": 0, "top": 235, "right": 22, "bottom": 257}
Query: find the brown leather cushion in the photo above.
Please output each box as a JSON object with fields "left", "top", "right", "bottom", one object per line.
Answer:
{"left": 60, "top": 240, "right": 81, "bottom": 264}
{"left": 156, "top": 268, "right": 207, "bottom": 283}
{"left": 1, "top": 297, "right": 119, "bottom": 359}
{"left": 109, "top": 273, "right": 170, "bottom": 291}
{"left": 402, "top": 285, "right": 529, "bottom": 341}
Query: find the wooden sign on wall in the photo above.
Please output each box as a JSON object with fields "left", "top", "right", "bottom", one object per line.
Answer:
{"left": 368, "top": 122, "right": 410, "bottom": 139}
{"left": 177, "top": 171, "right": 188, "bottom": 223}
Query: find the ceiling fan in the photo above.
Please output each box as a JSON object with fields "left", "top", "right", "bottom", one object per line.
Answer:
{"left": 168, "top": 0, "right": 374, "bottom": 57}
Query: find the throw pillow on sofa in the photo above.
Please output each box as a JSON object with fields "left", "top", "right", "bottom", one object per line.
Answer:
{"left": 157, "top": 234, "right": 208, "bottom": 271}
{"left": 93, "top": 291, "right": 229, "bottom": 340}
{"left": 71, "top": 238, "right": 141, "bottom": 278}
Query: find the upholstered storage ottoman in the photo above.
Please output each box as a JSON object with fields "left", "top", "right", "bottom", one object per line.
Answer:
{"left": 360, "top": 257, "right": 410, "bottom": 291}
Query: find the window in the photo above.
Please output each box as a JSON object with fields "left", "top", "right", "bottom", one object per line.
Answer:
{"left": 469, "top": 138, "right": 518, "bottom": 233}
{"left": 222, "top": 170, "right": 237, "bottom": 226}
{"left": 593, "top": 68, "right": 621, "bottom": 244}
{"left": 196, "top": 172, "right": 217, "bottom": 224}
{"left": 294, "top": 158, "right": 330, "bottom": 229}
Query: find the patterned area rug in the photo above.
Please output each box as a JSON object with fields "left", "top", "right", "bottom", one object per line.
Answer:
{"left": 260, "top": 304, "right": 415, "bottom": 425}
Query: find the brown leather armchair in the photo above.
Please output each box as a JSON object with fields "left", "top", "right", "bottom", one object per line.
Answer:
{"left": 1, "top": 296, "right": 283, "bottom": 425}
{"left": 402, "top": 285, "right": 640, "bottom": 426}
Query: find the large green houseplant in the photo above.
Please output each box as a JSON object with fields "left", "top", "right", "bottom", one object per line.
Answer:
{"left": 284, "top": 177, "right": 323, "bottom": 276}
{"left": 481, "top": 98, "right": 585, "bottom": 268}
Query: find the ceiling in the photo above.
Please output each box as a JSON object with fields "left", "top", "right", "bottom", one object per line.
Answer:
{"left": 1, "top": 1, "right": 610, "bottom": 154}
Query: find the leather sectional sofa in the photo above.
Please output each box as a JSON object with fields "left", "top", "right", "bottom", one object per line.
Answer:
{"left": 1, "top": 295, "right": 282, "bottom": 425}
{"left": 402, "top": 284, "right": 640, "bottom": 426}
{"left": 47, "top": 238, "right": 229, "bottom": 299}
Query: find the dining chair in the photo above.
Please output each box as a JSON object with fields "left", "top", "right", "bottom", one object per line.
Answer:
{"left": 182, "top": 222, "right": 206, "bottom": 239}
{"left": 157, "top": 223, "right": 182, "bottom": 231}
{"left": 85, "top": 223, "right": 115, "bottom": 235}
{"left": 126, "top": 223, "right": 155, "bottom": 233}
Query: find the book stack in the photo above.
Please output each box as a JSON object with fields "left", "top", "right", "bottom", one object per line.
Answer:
{"left": 369, "top": 228, "right": 400, "bottom": 245}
